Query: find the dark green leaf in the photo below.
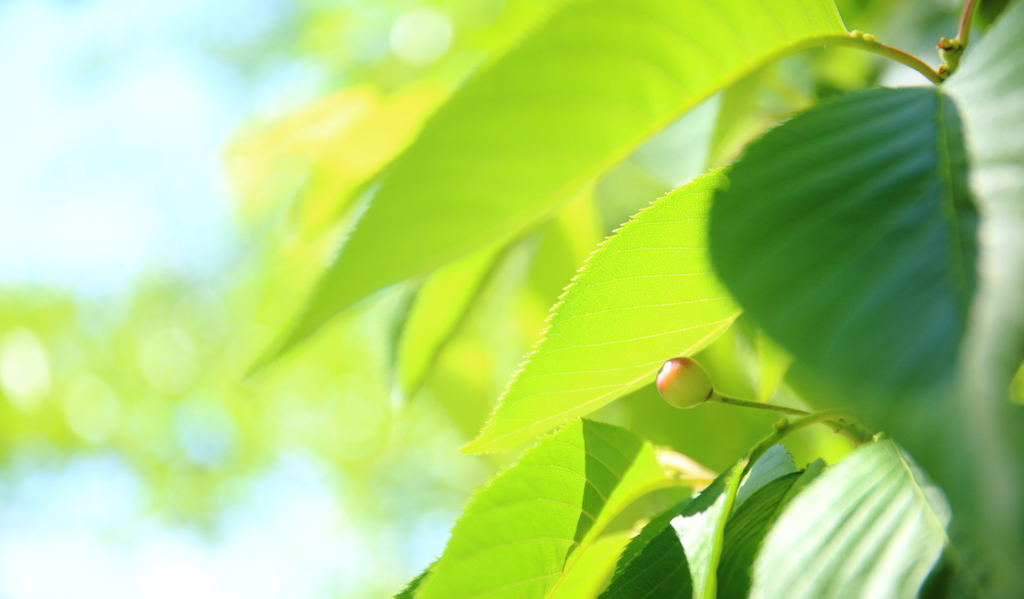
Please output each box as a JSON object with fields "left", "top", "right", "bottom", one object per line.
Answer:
{"left": 709, "top": 85, "right": 978, "bottom": 402}
{"left": 717, "top": 473, "right": 801, "bottom": 599}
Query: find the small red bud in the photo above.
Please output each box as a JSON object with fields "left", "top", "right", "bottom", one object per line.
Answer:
{"left": 657, "top": 357, "right": 713, "bottom": 409}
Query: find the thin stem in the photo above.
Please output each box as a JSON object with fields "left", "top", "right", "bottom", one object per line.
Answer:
{"left": 711, "top": 392, "right": 808, "bottom": 416}
{"left": 742, "top": 409, "right": 860, "bottom": 477}
{"left": 822, "top": 34, "right": 944, "bottom": 84}
{"left": 708, "top": 391, "right": 873, "bottom": 446}
{"left": 957, "top": 0, "right": 980, "bottom": 48}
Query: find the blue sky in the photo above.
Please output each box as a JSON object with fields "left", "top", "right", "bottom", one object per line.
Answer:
{"left": 0, "top": 0, "right": 319, "bottom": 294}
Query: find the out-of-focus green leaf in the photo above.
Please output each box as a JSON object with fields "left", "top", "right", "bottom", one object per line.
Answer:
{"left": 417, "top": 419, "right": 677, "bottom": 599}
{"left": 706, "top": 66, "right": 782, "bottom": 169}
{"left": 930, "top": 2, "right": 1024, "bottom": 593}
{"left": 228, "top": 84, "right": 446, "bottom": 230}
{"left": 396, "top": 244, "right": 502, "bottom": 397}
{"left": 600, "top": 446, "right": 793, "bottom": 599}
{"left": 259, "top": 0, "right": 849, "bottom": 367}
{"left": 596, "top": 94, "right": 722, "bottom": 233}
{"left": 465, "top": 171, "right": 740, "bottom": 454}
{"left": 755, "top": 330, "right": 792, "bottom": 403}
{"left": 750, "top": 440, "right": 950, "bottom": 599}
{"left": 717, "top": 472, "right": 801, "bottom": 599}
{"left": 709, "top": 85, "right": 977, "bottom": 403}
{"left": 547, "top": 531, "right": 632, "bottom": 599}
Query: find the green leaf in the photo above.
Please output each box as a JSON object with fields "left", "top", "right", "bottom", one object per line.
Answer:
{"left": 709, "top": 85, "right": 978, "bottom": 402}
{"left": 755, "top": 330, "right": 792, "bottom": 403}
{"left": 259, "top": 0, "right": 848, "bottom": 366}
{"left": 750, "top": 440, "right": 950, "bottom": 599}
{"left": 596, "top": 94, "right": 722, "bottom": 233}
{"left": 778, "top": 458, "right": 825, "bottom": 506}
{"left": 599, "top": 472, "right": 727, "bottom": 599}
{"left": 926, "top": 2, "right": 1024, "bottom": 592}
{"left": 547, "top": 531, "right": 632, "bottom": 599}
{"left": 717, "top": 472, "right": 801, "bottom": 599}
{"left": 417, "top": 419, "right": 677, "bottom": 599}
{"left": 735, "top": 443, "right": 795, "bottom": 507}
{"left": 686, "top": 460, "right": 744, "bottom": 599}
{"left": 600, "top": 446, "right": 794, "bottom": 599}
{"left": 395, "top": 568, "right": 431, "bottom": 599}
{"left": 396, "top": 243, "right": 501, "bottom": 396}
{"left": 465, "top": 171, "right": 740, "bottom": 454}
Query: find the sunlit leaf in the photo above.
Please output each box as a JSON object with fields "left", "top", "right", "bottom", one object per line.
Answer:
{"left": 228, "top": 84, "right": 445, "bottom": 228}
{"left": 751, "top": 440, "right": 950, "bottom": 599}
{"left": 262, "top": 0, "right": 848, "bottom": 366}
{"left": 547, "top": 531, "right": 632, "bottom": 599}
{"left": 465, "top": 171, "right": 740, "bottom": 454}
{"left": 417, "top": 419, "right": 678, "bottom": 599}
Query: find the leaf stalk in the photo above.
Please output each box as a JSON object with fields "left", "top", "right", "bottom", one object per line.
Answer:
{"left": 822, "top": 33, "right": 944, "bottom": 84}
{"left": 708, "top": 391, "right": 873, "bottom": 446}
{"left": 742, "top": 409, "right": 865, "bottom": 478}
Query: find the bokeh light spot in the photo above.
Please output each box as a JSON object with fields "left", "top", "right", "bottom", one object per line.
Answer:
{"left": 0, "top": 328, "right": 52, "bottom": 411}
{"left": 389, "top": 9, "right": 453, "bottom": 66}
{"left": 63, "top": 373, "right": 122, "bottom": 444}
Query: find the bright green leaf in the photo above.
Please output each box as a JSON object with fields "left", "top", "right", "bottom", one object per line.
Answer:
{"left": 417, "top": 419, "right": 677, "bottom": 599}
{"left": 751, "top": 440, "right": 950, "bottom": 599}
{"left": 465, "top": 171, "right": 740, "bottom": 454}
{"left": 547, "top": 531, "right": 632, "bottom": 599}
{"left": 709, "top": 85, "right": 978, "bottom": 402}
{"left": 260, "top": 0, "right": 848, "bottom": 366}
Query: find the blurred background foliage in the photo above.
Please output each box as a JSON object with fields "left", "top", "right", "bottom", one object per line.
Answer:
{"left": 0, "top": 0, "right": 1003, "bottom": 596}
